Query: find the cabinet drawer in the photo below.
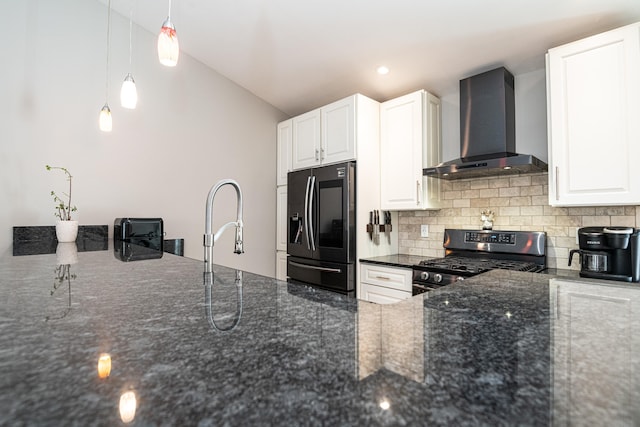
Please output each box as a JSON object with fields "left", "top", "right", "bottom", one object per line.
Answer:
{"left": 361, "top": 263, "right": 412, "bottom": 292}
{"left": 361, "top": 282, "right": 411, "bottom": 304}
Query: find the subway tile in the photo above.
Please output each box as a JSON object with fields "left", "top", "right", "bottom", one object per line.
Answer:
{"left": 521, "top": 206, "right": 544, "bottom": 216}
{"left": 568, "top": 207, "right": 596, "bottom": 216}
{"left": 531, "top": 174, "right": 548, "bottom": 185}
{"left": 470, "top": 198, "right": 491, "bottom": 208}
{"left": 489, "top": 178, "right": 511, "bottom": 188}
{"left": 498, "top": 187, "right": 520, "bottom": 197}
{"left": 462, "top": 190, "right": 481, "bottom": 199}
{"left": 520, "top": 185, "right": 543, "bottom": 196}
{"left": 469, "top": 179, "right": 489, "bottom": 190}
{"left": 581, "top": 216, "right": 610, "bottom": 227}
{"left": 509, "top": 196, "right": 532, "bottom": 206}
{"left": 532, "top": 216, "right": 557, "bottom": 226}
{"left": 531, "top": 195, "right": 548, "bottom": 206}
{"left": 480, "top": 188, "right": 501, "bottom": 198}
{"left": 595, "top": 206, "right": 625, "bottom": 216}
{"left": 510, "top": 216, "right": 532, "bottom": 226}
{"left": 543, "top": 206, "right": 569, "bottom": 216}
{"left": 610, "top": 216, "right": 636, "bottom": 227}
{"left": 544, "top": 226, "right": 569, "bottom": 237}
{"left": 509, "top": 176, "right": 531, "bottom": 187}
{"left": 453, "top": 199, "right": 471, "bottom": 208}
{"left": 499, "top": 206, "right": 521, "bottom": 216}
{"left": 488, "top": 197, "right": 511, "bottom": 207}
{"left": 451, "top": 180, "right": 471, "bottom": 191}
{"left": 444, "top": 190, "right": 462, "bottom": 200}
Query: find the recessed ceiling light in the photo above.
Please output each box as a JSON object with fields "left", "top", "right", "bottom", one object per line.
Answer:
{"left": 376, "top": 66, "right": 389, "bottom": 75}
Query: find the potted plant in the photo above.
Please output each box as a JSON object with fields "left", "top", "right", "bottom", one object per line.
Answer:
{"left": 46, "top": 165, "right": 78, "bottom": 242}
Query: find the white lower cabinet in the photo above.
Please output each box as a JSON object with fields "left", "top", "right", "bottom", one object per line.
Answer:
{"left": 551, "top": 278, "right": 640, "bottom": 424}
{"left": 359, "top": 263, "right": 412, "bottom": 304}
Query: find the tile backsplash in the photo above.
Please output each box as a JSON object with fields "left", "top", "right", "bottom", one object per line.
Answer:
{"left": 398, "top": 173, "right": 639, "bottom": 270}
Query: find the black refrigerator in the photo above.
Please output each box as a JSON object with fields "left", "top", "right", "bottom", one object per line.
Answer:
{"left": 287, "top": 161, "right": 356, "bottom": 296}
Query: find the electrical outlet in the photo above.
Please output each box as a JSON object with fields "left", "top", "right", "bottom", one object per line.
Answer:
{"left": 421, "top": 224, "right": 429, "bottom": 238}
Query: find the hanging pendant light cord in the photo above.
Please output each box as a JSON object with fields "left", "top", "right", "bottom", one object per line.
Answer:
{"left": 105, "top": 0, "right": 111, "bottom": 101}
{"left": 168, "top": 0, "right": 172, "bottom": 18}
{"left": 128, "top": 2, "right": 134, "bottom": 69}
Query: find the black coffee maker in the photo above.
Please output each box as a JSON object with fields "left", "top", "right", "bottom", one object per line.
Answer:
{"left": 569, "top": 227, "right": 640, "bottom": 282}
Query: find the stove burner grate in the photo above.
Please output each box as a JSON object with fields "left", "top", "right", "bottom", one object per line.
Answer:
{"left": 418, "top": 256, "right": 545, "bottom": 275}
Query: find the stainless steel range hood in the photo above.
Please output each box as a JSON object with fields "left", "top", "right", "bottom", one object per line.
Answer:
{"left": 424, "top": 67, "right": 547, "bottom": 180}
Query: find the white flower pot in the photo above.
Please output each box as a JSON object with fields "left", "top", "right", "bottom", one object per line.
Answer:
{"left": 56, "top": 220, "right": 79, "bottom": 243}
{"left": 56, "top": 242, "right": 78, "bottom": 265}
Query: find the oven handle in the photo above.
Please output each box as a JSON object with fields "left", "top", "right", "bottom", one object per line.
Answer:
{"left": 289, "top": 261, "right": 341, "bottom": 274}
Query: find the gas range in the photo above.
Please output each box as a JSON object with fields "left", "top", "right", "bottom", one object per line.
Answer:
{"left": 412, "top": 229, "right": 547, "bottom": 295}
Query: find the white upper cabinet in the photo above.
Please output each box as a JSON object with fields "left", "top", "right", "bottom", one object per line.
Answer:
{"left": 547, "top": 22, "right": 640, "bottom": 206}
{"left": 291, "top": 95, "right": 356, "bottom": 170}
{"left": 321, "top": 96, "right": 356, "bottom": 165}
{"left": 292, "top": 109, "right": 322, "bottom": 170}
{"left": 276, "top": 119, "right": 292, "bottom": 186}
{"left": 380, "top": 90, "right": 442, "bottom": 210}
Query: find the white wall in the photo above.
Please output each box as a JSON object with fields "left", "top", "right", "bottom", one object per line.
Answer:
{"left": 439, "top": 68, "right": 548, "bottom": 163}
{"left": 1, "top": 0, "right": 288, "bottom": 277}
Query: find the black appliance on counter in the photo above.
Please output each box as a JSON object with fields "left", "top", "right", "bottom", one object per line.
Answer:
{"left": 412, "top": 229, "right": 547, "bottom": 295}
{"left": 569, "top": 227, "right": 640, "bottom": 282}
{"left": 113, "top": 218, "right": 164, "bottom": 261}
{"left": 287, "top": 162, "right": 356, "bottom": 296}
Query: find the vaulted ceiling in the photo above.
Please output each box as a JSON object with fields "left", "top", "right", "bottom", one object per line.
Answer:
{"left": 103, "top": 0, "right": 640, "bottom": 116}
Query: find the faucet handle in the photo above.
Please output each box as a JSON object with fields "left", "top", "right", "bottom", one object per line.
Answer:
{"left": 234, "top": 226, "right": 244, "bottom": 254}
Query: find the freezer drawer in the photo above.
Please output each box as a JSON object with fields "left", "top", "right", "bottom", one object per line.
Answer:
{"left": 287, "top": 256, "right": 354, "bottom": 295}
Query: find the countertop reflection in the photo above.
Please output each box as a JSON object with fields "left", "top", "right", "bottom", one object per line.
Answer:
{"left": 1, "top": 245, "right": 638, "bottom": 425}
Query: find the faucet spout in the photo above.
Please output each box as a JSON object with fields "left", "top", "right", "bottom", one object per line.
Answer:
{"left": 204, "top": 179, "right": 244, "bottom": 273}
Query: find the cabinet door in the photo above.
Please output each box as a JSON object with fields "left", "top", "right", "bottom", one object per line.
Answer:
{"left": 292, "top": 109, "right": 321, "bottom": 170}
{"left": 321, "top": 96, "right": 356, "bottom": 165}
{"left": 380, "top": 90, "right": 441, "bottom": 210}
{"left": 547, "top": 23, "right": 640, "bottom": 206}
{"left": 276, "top": 186, "right": 287, "bottom": 252}
{"left": 551, "top": 279, "right": 640, "bottom": 424}
{"left": 277, "top": 119, "right": 292, "bottom": 186}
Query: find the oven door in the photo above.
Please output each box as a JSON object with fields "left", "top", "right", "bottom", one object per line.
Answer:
{"left": 412, "top": 282, "right": 444, "bottom": 296}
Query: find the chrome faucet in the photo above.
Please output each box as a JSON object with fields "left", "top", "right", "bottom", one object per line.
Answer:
{"left": 203, "top": 179, "right": 244, "bottom": 273}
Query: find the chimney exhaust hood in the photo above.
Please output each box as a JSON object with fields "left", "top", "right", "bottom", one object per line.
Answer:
{"left": 424, "top": 67, "right": 547, "bottom": 180}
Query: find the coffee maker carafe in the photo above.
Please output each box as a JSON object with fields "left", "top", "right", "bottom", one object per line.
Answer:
{"left": 569, "top": 227, "right": 640, "bottom": 282}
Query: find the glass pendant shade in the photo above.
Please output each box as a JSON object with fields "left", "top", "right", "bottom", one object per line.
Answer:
{"left": 120, "top": 73, "right": 137, "bottom": 109}
{"left": 99, "top": 104, "right": 112, "bottom": 132}
{"left": 157, "top": 17, "right": 179, "bottom": 67}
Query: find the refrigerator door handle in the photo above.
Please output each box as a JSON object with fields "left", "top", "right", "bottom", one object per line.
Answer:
{"left": 308, "top": 175, "right": 316, "bottom": 251}
{"left": 289, "top": 261, "right": 341, "bottom": 273}
{"left": 304, "top": 176, "right": 311, "bottom": 251}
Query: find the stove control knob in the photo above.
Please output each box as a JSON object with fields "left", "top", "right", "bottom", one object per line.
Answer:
{"left": 420, "top": 271, "right": 430, "bottom": 281}
{"left": 434, "top": 274, "right": 443, "bottom": 283}
{"left": 456, "top": 276, "right": 465, "bottom": 282}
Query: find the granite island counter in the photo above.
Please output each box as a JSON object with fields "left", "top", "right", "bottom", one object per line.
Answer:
{"left": 1, "top": 244, "right": 639, "bottom": 426}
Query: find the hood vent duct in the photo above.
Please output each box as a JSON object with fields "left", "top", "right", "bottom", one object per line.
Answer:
{"left": 424, "top": 67, "right": 547, "bottom": 180}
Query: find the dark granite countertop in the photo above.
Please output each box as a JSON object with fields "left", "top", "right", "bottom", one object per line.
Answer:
{"left": 360, "top": 254, "right": 427, "bottom": 269}
{"left": 2, "top": 244, "right": 639, "bottom": 425}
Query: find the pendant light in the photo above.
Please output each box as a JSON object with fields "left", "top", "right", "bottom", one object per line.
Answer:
{"left": 157, "top": 0, "right": 179, "bottom": 67}
{"left": 99, "top": 0, "right": 112, "bottom": 132}
{"left": 120, "top": 4, "right": 137, "bottom": 109}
